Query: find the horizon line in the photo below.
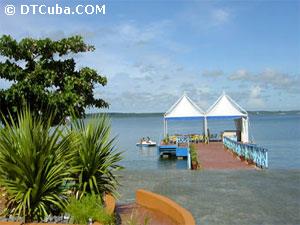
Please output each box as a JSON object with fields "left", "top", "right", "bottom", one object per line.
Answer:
{"left": 87, "top": 110, "right": 300, "bottom": 115}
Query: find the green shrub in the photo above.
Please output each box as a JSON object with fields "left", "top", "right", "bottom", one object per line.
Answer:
{"left": 189, "top": 145, "right": 200, "bottom": 169}
{"left": 162, "top": 134, "right": 169, "bottom": 144}
{"left": 66, "top": 194, "right": 114, "bottom": 225}
{"left": 0, "top": 109, "right": 122, "bottom": 222}
{"left": 0, "top": 108, "right": 74, "bottom": 222}
{"left": 68, "top": 115, "right": 123, "bottom": 199}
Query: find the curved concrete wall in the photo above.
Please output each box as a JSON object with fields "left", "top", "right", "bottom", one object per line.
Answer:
{"left": 136, "top": 189, "right": 196, "bottom": 225}
{"left": 103, "top": 193, "right": 116, "bottom": 215}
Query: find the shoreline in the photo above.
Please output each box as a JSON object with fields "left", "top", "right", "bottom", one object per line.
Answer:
{"left": 86, "top": 111, "right": 300, "bottom": 117}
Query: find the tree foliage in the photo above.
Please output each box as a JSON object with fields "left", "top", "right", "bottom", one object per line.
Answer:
{"left": 0, "top": 35, "right": 108, "bottom": 125}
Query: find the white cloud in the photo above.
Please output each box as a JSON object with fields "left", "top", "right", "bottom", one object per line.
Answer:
{"left": 229, "top": 68, "right": 300, "bottom": 93}
{"left": 229, "top": 69, "right": 249, "bottom": 80}
{"left": 177, "top": 4, "right": 232, "bottom": 33}
{"left": 1, "top": 2, "right": 299, "bottom": 112}
{"left": 248, "top": 85, "right": 265, "bottom": 108}
{"left": 250, "top": 86, "right": 262, "bottom": 98}
{"left": 212, "top": 9, "right": 230, "bottom": 25}
{"left": 202, "top": 70, "right": 223, "bottom": 77}
{"left": 259, "top": 68, "right": 295, "bottom": 88}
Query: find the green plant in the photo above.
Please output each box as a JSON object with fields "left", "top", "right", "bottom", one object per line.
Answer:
{"left": 0, "top": 108, "right": 74, "bottom": 222}
{"left": 0, "top": 35, "right": 108, "bottom": 126}
{"left": 163, "top": 134, "right": 169, "bottom": 144}
{"left": 190, "top": 145, "right": 197, "bottom": 161}
{"left": 189, "top": 145, "right": 200, "bottom": 170}
{"left": 69, "top": 115, "right": 123, "bottom": 199}
{"left": 66, "top": 194, "right": 114, "bottom": 225}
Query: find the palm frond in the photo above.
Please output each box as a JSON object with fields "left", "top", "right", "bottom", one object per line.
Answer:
{"left": 0, "top": 108, "right": 73, "bottom": 222}
{"left": 68, "top": 114, "right": 123, "bottom": 199}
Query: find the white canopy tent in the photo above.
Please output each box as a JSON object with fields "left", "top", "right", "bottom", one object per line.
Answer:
{"left": 206, "top": 92, "right": 249, "bottom": 143}
{"left": 164, "top": 93, "right": 205, "bottom": 137}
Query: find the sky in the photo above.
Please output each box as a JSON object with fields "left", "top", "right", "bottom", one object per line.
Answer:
{"left": 1, "top": 0, "right": 300, "bottom": 112}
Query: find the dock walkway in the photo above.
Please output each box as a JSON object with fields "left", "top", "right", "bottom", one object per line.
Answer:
{"left": 195, "top": 142, "right": 255, "bottom": 169}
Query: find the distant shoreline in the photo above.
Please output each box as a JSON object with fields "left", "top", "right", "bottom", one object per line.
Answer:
{"left": 86, "top": 110, "right": 300, "bottom": 117}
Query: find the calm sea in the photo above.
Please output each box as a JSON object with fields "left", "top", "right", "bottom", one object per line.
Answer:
{"left": 105, "top": 113, "right": 300, "bottom": 170}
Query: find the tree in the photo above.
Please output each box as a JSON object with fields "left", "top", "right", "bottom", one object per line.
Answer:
{"left": 0, "top": 35, "right": 108, "bottom": 125}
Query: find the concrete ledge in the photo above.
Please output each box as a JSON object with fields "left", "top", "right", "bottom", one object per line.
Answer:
{"left": 136, "top": 189, "right": 196, "bottom": 225}
{"left": 27, "top": 224, "right": 66, "bottom": 225}
{"left": 0, "top": 223, "right": 21, "bottom": 225}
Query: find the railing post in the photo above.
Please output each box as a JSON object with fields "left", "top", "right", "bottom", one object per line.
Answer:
{"left": 187, "top": 151, "right": 191, "bottom": 170}
{"left": 265, "top": 151, "right": 268, "bottom": 168}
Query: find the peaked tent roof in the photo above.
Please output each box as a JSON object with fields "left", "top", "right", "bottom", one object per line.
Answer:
{"left": 206, "top": 92, "right": 247, "bottom": 118}
{"left": 164, "top": 93, "right": 205, "bottom": 120}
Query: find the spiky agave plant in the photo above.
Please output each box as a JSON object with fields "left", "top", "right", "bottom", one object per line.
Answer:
{"left": 69, "top": 115, "right": 123, "bottom": 199}
{"left": 0, "top": 108, "right": 74, "bottom": 222}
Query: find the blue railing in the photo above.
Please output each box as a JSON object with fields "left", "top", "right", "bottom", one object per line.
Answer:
{"left": 223, "top": 137, "right": 268, "bottom": 168}
{"left": 176, "top": 136, "right": 191, "bottom": 170}
{"left": 176, "top": 136, "right": 190, "bottom": 146}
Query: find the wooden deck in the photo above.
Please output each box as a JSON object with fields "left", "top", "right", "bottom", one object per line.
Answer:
{"left": 194, "top": 142, "right": 256, "bottom": 170}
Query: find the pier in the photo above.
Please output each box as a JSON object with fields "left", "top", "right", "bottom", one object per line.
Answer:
{"left": 194, "top": 142, "right": 255, "bottom": 170}
{"left": 160, "top": 92, "right": 269, "bottom": 170}
{"left": 158, "top": 139, "right": 267, "bottom": 170}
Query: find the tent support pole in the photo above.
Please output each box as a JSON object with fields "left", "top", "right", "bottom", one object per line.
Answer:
{"left": 164, "top": 119, "right": 168, "bottom": 138}
{"left": 166, "top": 120, "right": 168, "bottom": 137}
{"left": 241, "top": 116, "right": 249, "bottom": 143}
{"left": 204, "top": 116, "right": 208, "bottom": 136}
{"left": 204, "top": 116, "right": 208, "bottom": 144}
{"left": 164, "top": 119, "right": 166, "bottom": 137}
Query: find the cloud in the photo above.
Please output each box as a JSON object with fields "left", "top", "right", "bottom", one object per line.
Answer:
{"left": 259, "top": 69, "right": 297, "bottom": 89}
{"left": 228, "top": 68, "right": 300, "bottom": 93}
{"left": 90, "top": 20, "right": 175, "bottom": 51}
{"left": 250, "top": 85, "right": 262, "bottom": 98}
{"left": 100, "top": 90, "right": 178, "bottom": 112}
{"left": 229, "top": 69, "right": 249, "bottom": 80}
{"left": 211, "top": 9, "right": 230, "bottom": 25}
{"left": 248, "top": 85, "right": 265, "bottom": 108}
{"left": 1, "top": 1, "right": 299, "bottom": 112}
{"left": 202, "top": 70, "right": 223, "bottom": 77}
{"left": 130, "top": 53, "right": 192, "bottom": 82}
{"left": 178, "top": 5, "right": 232, "bottom": 33}
{"left": 178, "top": 82, "right": 215, "bottom": 109}
{"left": 115, "top": 21, "right": 169, "bottom": 45}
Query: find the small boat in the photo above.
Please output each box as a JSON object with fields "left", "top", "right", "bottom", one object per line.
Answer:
{"left": 136, "top": 137, "right": 157, "bottom": 147}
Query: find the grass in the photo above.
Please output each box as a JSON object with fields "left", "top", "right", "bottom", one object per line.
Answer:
{"left": 66, "top": 194, "right": 115, "bottom": 225}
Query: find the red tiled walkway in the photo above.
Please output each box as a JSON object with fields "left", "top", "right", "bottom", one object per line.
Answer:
{"left": 195, "top": 142, "right": 255, "bottom": 170}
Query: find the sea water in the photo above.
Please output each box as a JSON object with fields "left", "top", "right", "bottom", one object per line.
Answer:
{"left": 108, "top": 113, "right": 300, "bottom": 170}
{"left": 100, "top": 113, "right": 300, "bottom": 225}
